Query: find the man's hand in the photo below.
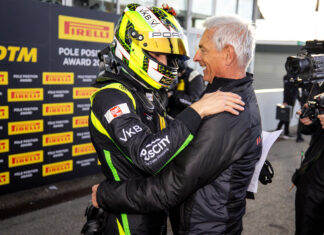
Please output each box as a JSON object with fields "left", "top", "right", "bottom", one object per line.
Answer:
{"left": 92, "top": 184, "right": 99, "bottom": 208}
{"left": 296, "top": 109, "right": 313, "bottom": 126}
{"left": 190, "top": 91, "right": 245, "bottom": 118}
{"left": 318, "top": 114, "right": 324, "bottom": 129}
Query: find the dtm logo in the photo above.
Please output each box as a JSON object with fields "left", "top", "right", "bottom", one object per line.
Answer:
{"left": 140, "top": 136, "right": 170, "bottom": 161}
{"left": 119, "top": 125, "right": 143, "bottom": 142}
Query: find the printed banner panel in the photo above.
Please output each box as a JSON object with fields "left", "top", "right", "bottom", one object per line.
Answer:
{"left": 0, "top": 0, "right": 119, "bottom": 195}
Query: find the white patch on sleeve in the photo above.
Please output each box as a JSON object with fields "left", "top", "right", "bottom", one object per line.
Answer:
{"left": 105, "top": 103, "right": 130, "bottom": 124}
{"left": 188, "top": 70, "right": 200, "bottom": 82}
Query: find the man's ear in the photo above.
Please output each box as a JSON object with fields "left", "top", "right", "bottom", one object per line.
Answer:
{"left": 224, "top": 45, "right": 235, "bottom": 66}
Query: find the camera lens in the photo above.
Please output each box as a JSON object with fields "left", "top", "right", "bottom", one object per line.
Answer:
{"left": 285, "top": 56, "right": 311, "bottom": 76}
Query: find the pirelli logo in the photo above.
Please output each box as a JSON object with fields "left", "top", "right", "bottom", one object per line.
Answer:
{"left": 0, "top": 139, "right": 9, "bottom": 154}
{"left": 8, "top": 120, "right": 44, "bottom": 135}
{"left": 43, "top": 131, "right": 73, "bottom": 147}
{"left": 0, "top": 71, "right": 8, "bottom": 85}
{"left": 0, "top": 172, "right": 10, "bottom": 186}
{"left": 0, "top": 106, "right": 9, "bottom": 119}
{"left": 58, "top": 15, "right": 114, "bottom": 43}
{"left": 73, "top": 116, "right": 88, "bottom": 128}
{"left": 72, "top": 143, "right": 95, "bottom": 157}
{"left": 43, "top": 72, "right": 74, "bottom": 85}
{"left": 43, "top": 102, "right": 74, "bottom": 116}
{"left": 8, "top": 88, "right": 44, "bottom": 102}
{"left": 42, "top": 160, "right": 73, "bottom": 177}
{"left": 9, "top": 150, "right": 44, "bottom": 168}
{"left": 73, "top": 87, "right": 97, "bottom": 99}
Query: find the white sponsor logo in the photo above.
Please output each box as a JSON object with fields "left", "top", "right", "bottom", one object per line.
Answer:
{"left": 149, "top": 31, "right": 183, "bottom": 38}
{"left": 105, "top": 103, "right": 130, "bottom": 124}
{"left": 137, "top": 7, "right": 162, "bottom": 28}
{"left": 140, "top": 136, "right": 170, "bottom": 161}
{"left": 119, "top": 125, "right": 143, "bottom": 142}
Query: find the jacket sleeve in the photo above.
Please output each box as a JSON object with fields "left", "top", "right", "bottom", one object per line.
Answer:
{"left": 171, "top": 71, "right": 205, "bottom": 109}
{"left": 97, "top": 113, "right": 255, "bottom": 213}
{"left": 91, "top": 88, "right": 201, "bottom": 175}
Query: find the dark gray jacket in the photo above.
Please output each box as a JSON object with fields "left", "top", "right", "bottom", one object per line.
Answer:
{"left": 97, "top": 73, "right": 262, "bottom": 234}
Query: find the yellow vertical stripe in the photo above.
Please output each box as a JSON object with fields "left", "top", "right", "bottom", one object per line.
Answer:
{"left": 117, "top": 218, "right": 126, "bottom": 235}
{"left": 159, "top": 115, "right": 166, "bottom": 130}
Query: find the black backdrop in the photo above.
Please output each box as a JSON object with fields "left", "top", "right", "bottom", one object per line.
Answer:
{"left": 0, "top": 0, "right": 119, "bottom": 194}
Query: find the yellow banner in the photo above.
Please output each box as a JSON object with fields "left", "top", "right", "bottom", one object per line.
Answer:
{"left": 43, "top": 131, "right": 73, "bottom": 147}
{"left": 0, "top": 71, "right": 8, "bottom": 85}
{"left": 58, "top": 15, "right": 114, "bottom": 43}
{"left": 0, "top": 139, "right": 9, "bottom": 154}
{"left": 43, "top": 72, "right": 74, "bottom": 84}
{"left": 0, "top": 172, "right": 10, "bottom": 186}
{"left": 0, "top": 106, "right": 8, "bottom": 119}
{"left": 43, "top": 102, "right": 74, "bottom": 116}
{"left": 8, "top": 88, "right": 43, "bottom": 102}
{"left": 72, "top": 143, "right": 95, "bottom": 157}
{"left": 8, "top": 120, "right": 44, "bottom": 135}
{"left": 9, "top": 150, "right": 44, "bottom": 168}
{"left": 73, "top": 87, "right": 97, "bottom": 99}
{"left": 72, "top": 115, "right": 89, "bottom": 128}
{"left": 42, "top": 160, "right": 73, "bottom": 177}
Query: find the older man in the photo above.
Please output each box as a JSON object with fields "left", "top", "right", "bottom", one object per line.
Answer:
{"left": 93, "top": 14, "right": 262, "bottom": 234}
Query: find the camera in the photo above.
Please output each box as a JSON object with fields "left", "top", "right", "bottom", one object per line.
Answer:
{"left": 300, "top": 92, "right": 324, "bottom": 120}
{"left": 285, "top": 40, "right": 324, "bottom": 84}
{"left": 285, "top": 40, "right": 324, "bottom": 120}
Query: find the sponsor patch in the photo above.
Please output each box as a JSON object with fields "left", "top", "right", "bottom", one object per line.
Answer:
{"left": 105, "top": 103, "right": 130, "bottom": 123}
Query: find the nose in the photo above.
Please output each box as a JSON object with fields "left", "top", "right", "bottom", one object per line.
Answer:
{"left": 193, "top": 49, "right": 201, "bottom": 62}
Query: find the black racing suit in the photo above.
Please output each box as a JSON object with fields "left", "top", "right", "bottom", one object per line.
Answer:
{"left": 89, "top": 71, "right": 202, "bottom": 235}
{"left": 96, "top": 73, "right": 262, "bottom": 234}
{"left": 168, "top": 67, "right": 205, "bottom": 117}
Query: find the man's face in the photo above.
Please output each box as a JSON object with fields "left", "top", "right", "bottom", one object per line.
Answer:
{"left": 148, "top": 52, "right": 167, "bottom": 66}
{"left": 193, "top": 28, "right": 225, "bottom": 83}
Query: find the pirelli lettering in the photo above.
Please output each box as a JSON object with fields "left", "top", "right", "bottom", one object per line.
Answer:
{"left": 58, "top": 15, "right": 114, "bottom": 43}
{"left": 0, "top": 71, "right": 8, "bottom": 85}
{"left": 0, "top": 106, "right": 9, "bottom": 119}
{"left": 0, "top": 172, "right": 10, "bottom": 186}
{"left": 43, "top": 102, "right": 74, "bottom": 116}
{"left": 9, "top": 150, "right": 44, "bottom": 168}
{"left": 72, "top": 143, "right": 95, "bottom": 157}
{"left": 72, "top": 116, "right": 88, "bottom": 128}
{"left": 8, "top": 120, "right": 44, "bottom": 135}
{"left": 0, "top": 139, "right": 9, "bottom": 153}
{"left": 43, "top": 131, "right": 73, "bottom": 146}
{"left": 8, "top": 88, "right": 44, "bottom": 102}
{"left": 42, "top": 160, "right": 73, "bottom": 177}
{"left": 73, "top": 87, "right": 97, "bottom": 99}
{"left": 43, "top": 72, "right": 74, "bottom": 84}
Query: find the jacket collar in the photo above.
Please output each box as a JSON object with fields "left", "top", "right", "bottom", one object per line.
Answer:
{"left": 205, "top": 73, "right": 254, "bottom": 93}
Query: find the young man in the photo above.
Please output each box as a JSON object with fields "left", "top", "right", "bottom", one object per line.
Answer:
{"left": 92, "top": 14, "right": 262, "bottom": 234}
{"left": 87, "top": 4, "right": 245, "bottom": 235}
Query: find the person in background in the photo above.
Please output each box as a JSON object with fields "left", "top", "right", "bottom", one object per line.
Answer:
{"left": 167, "top": 60, "right": 205, "bottom": 117}
{"left": 92, "top": 14, "right": 262, "bottom": 235}
{"left": 276, "top": 74, "right": 304, "bottom": 141}
{"left": 86, "top": 4, "right": 245, "bottom": 235}
{"left": 294, "top": 90, "right": 324, "bottom": 234}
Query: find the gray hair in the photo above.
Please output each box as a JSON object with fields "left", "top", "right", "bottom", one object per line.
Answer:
{"left": 203, "top": 15, "right": 255, "bottom": 70}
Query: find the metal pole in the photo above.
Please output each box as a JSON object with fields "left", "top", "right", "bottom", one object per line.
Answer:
{"left": 116, "top": 0, "right": 120, "bottom": 14}
{"left": 212, "top": 0, "right": 217, "bottom": 16}
{"left": 248, "top": 0, "right": 258, "bottom": 73}
{"left": 186, "top": 0, "right": 193, "bottom": 31}
{"left": 236, "top": 0, "right": 239, "bottom": 14}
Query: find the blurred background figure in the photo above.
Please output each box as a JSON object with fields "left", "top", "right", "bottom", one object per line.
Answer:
{"left": 167, "top": 61, "right": 206, "bottom": 117}
{"left": 276, "top": 74, "right": 304, "bottom": 141}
